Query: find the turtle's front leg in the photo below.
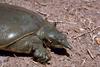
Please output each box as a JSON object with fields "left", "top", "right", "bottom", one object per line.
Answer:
{"left": 32, "top": 36, "right": 51, "bottom": 63}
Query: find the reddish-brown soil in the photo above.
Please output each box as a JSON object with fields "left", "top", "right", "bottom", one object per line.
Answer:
{"left": 0, "top": 0, "right": 100, "bottom": 67}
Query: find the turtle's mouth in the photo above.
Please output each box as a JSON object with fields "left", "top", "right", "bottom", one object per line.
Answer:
{"left": 46, "top": 37, "right": 72, "bottom": 50}
{"left": 43, "top": 38, "right": 64, "bottom": 48}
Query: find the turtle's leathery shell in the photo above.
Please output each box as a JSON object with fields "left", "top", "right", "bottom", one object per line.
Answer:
{"left": 0, "top": 4, "right": 45, "bottom": 48}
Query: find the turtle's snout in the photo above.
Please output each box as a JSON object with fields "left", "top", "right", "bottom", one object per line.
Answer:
{"left": 48, "top": 31, "right": 72, "bottom": 50}
{"left": 59, "top": 38, "right": 72, "bottom": 50}
{"left": 56, "top": 34, "right": 72, "bottom": 49}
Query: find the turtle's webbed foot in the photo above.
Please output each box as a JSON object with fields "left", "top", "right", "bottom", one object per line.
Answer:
{"left": 33, "top": 48, "right": 50, "bottom": 63}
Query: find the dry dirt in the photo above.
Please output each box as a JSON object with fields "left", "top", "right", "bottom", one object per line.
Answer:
{"left": 0, "top": 0, "right": 100, "bottom": 67}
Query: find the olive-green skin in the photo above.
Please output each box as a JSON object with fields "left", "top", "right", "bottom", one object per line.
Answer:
{"left": 0, "top": 3, "right": 71, "bottom": 63}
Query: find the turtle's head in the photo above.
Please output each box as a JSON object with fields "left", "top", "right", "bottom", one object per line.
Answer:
{"left": 37, "top": 23, "right": 72, "bottom": 50}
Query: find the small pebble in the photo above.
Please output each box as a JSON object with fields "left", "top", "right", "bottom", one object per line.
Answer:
{"left": 95, "top": 37, "right": 100, "bottom": 45}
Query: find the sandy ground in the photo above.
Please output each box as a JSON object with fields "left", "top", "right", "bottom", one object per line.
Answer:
{"left": 0, "top": 0, "right": 100, "bottom": 67}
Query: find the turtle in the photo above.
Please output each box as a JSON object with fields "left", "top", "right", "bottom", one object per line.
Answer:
{"left": 0, "top": 3, "right": 72, "bottom": 63}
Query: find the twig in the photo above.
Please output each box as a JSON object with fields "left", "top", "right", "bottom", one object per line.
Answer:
{"left": 13, "top": 54, "right": 17, "bottom": 57}
{"left": 35, "top": 0, "right": 47, "bottom": 6}
{"left": 87, "top": 49, "right": 94, "bottom": 59}
{"left": 81, "top": 59, "right": 86, "bottom": 66}
{"left": 36, "top": 11, "right": 47, "bottom": 17}
{"left": 73, "top": 26, "right": 100, "bottom": 39}
{"left": 30, "top": 60, "right": 40, "bottom": 66}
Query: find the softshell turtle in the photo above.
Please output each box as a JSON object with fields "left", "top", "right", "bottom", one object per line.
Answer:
{"left": 0, "top": 3, "right": 72, "bottom": 63}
